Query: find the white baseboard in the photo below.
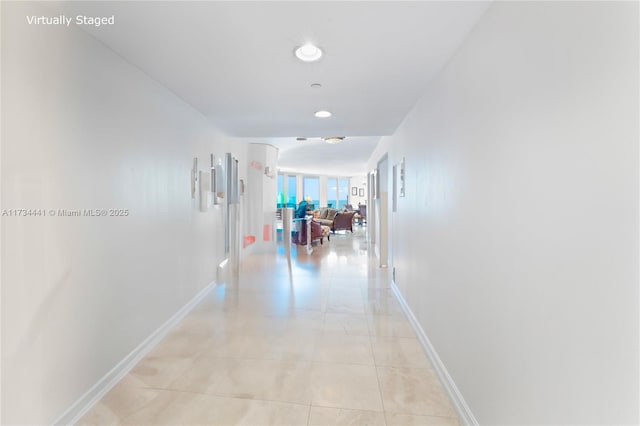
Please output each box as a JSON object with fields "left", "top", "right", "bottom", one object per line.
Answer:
{"left": 54, "top": 280, "right": 218, "bottom": 426}
{"left": 390, "top": 282, "right": 478, "bottom": 426}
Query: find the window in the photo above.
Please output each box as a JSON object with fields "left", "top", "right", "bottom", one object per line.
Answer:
{"left": 303, "top": 176, "right": 320, "bottom": 210}
{"left": 338, "top": 178, "right": 349, "bottom": 208}
{"left": 326, "top": 178, "right": 337, "bottom": 208}
{"left": 276, "top": 174, "right": 284, "bottom": 208}
{"left": 286, "top": 176, "right": 297, "bottom": 207}
{"left": 326, "top": 177, "right": 350, "bottom": 208}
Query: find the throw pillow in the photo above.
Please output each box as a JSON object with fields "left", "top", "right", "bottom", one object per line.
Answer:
{"left": 326, "top": 208, "right": 338, "bottom": 221}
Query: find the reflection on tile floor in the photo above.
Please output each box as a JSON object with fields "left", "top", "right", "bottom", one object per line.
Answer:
{"left": 79, "top": 227, "right": 459, "bottom": 426}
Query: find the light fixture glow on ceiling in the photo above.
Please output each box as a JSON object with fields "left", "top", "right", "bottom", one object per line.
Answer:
{"left": 314, "top": 110, "right": 332, "bottom": 118}
{"left": 295, "top": 43, "right": 323, "bottom": 62}
{"left": 323, "top": 136, "right": 345, "bottom": 144}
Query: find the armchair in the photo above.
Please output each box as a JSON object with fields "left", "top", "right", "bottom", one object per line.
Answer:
{"left": 332, "top": 211, "right": 356, "bottom": 233}
{"left": 295, "top": 217, "right": 330, "bottom": 245}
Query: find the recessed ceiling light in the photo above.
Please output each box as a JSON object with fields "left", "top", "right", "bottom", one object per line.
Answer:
{"left": 314, "top": 110, "right": 332, "bottom": 118}
{"left": 322, "top": 136, "right": 345, "bottom": 144}
{"left": 311, "top": 83, "right": 322, "bottom": 89}
{"left": 295, "top": 43, "right": 322, "bottom": 62}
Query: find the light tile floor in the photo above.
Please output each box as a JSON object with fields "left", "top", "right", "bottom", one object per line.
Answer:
{"left": 79, "top": 227, "right": 459, "bottom": 426}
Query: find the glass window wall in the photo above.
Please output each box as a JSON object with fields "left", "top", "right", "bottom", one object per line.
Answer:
{"left": 303, "top": 176, "right": 320, "bottom": 210}
{"left": 286, "top": 176, "right": 297, "bottom": 207}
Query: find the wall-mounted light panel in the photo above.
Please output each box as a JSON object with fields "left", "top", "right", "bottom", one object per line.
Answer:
{"left": 226, "top": 153, "right": 239, "bottom": 204}
{"left": 191, "top": 157, "right": 198, "bottom": 199}
{"left": 199, "top": 170, "right": 211, "bottom": 212}
{"left": 212, "top": 154, "right": 225, "bottom": 201}
{"left": 399, "top": 157, "right": 406, "bottom": 197}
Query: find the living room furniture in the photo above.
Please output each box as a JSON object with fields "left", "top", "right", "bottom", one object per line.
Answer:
{"left": 319, "top": 225, "right": 331, "bottom": 242}
{"left": 313, "top": 208, "right": 338, "bottom": 227}
{"left": 314, "top": 208, "right": 356, "bottom": 232}
{"left": 332, "top": 211, "right": 356, "bottom": 232}
{"left": 309, "top": 220, "right": 331, "bottom": 244}
{"left": 357, "top": 204, "right": 367, "bottom": 225}
{"left": 293, "top": 216, "right": 330, "bottom": 245}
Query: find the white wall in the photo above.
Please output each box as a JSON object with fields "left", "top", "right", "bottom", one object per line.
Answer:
{"left": 369, "top": 2, "right": 639, "bottom": 424}
{"left": 1, "top": 3, "right": 246, "bottom": 424}
{"left": 376, "top": 156, "right": 390, "bottom": 267}
{"left": 243, "top": 143, "right": 278, "bottom": 253}
{"left": 349, "top": 175, "right": 367, "bottom": 207}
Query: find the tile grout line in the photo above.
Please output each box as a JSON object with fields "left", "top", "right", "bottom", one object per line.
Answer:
{"left": 136, "top": 386, "right": 314, "bottom": 409}
{"left": 369, "top": 314, "right": 390, "bottom": 426}
{"left": 305, "top": 404, "right": 312, "bottom": 426}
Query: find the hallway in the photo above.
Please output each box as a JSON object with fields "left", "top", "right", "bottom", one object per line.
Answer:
{"left": 78, "top": 228, "right": 458, "bottom": 425}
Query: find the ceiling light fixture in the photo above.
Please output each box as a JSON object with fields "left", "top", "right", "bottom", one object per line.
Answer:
{"left": 296, "top": 137, "right": 307, "bottom": 141}
{"left": 295, "top": 43, "right": 323, "bottom": 62}
{"left": 310, "top": 83, "right": 322, "bottom": 89}
{"left": 323, "top": 136, "right": 345, "bottom": 144}
{"left": 314, "top": 110, "right": 332, "bottom": 118}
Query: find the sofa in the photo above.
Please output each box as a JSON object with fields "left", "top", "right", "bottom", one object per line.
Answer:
{"left": 314, "top": 208, "right": 356, "bottom": 233}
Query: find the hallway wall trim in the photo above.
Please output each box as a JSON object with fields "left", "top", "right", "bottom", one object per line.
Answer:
{"left": 53, "top": 280, "right": 219, "bottom": 426}
{"left": 391, "top": 283, "right": 478, "bottom": 426}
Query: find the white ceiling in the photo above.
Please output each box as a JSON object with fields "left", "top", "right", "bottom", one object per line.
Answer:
{"left": 238, "top": 136, "right": 381, "bottom": 177}
{"left": 59, "top": 1, "right": 491, "bottom": 175}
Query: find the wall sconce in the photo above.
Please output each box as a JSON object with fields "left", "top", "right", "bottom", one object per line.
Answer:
{"left": 372, "top": 168, "right": 379, "bottom": 200}
{"left": 211, "top": 154, "right": 226, "bottom": 202}
{"left": 399, "top": 157, "right": 406, "bottom": 197}
{"left": 199, "top": 170, "right": 211, "bottom": 212}
{"left": 191, "top": 157, "right": 198, "bottom": 199}
{"left": 210, "top": 154, "right": 217, "bottom": 205}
